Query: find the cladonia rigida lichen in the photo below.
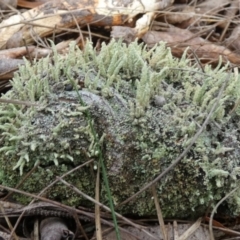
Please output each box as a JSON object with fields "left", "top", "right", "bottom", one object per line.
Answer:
{"left": 1, "top": 40, "right": 240, "bottom": 218}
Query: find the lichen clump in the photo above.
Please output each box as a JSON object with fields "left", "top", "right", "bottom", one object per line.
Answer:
{"left": 1, "top": 40, "right": 240, "bottom": 218}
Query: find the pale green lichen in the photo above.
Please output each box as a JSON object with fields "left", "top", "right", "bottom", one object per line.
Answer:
{"left": 1, "top": 40, "right": 240, "bottom": 218}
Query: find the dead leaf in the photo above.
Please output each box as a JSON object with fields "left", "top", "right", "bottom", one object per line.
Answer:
{"left": 0, "top": 0, "right": 174, "bottom": 49}
{"left": 0, "top": 58, "right": 24, "bottom": 75}
{"left": 196, "top": 0, "right": 231, "bottom": 15}
{"left": 142, "top": 27, "right": 240, "bottom": 65}
{"left": 225, "top": 25, "right": 240, "bottom": 54}
{"left": 17, "top": 0, "right": 44, "bottom": 8}
{"left": 164, "top": 5, "right": 196, "bottom": 24}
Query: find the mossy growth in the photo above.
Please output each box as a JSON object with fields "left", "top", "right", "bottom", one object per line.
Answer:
{"left": 1, "top": 40, "right": 240, "bottom": 218}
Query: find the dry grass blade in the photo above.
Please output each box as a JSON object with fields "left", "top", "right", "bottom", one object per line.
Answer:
{"left": 178, "top": 218, "right": 202, "bottom": 240}
{"left": 0, "top": 184, "right": 148, "bottom": 239}
{"left": 0, "top": 204, "right": 18, "bottom": 240}
{"left": 72, "top": 210, "right": 89, "bottom": 240}
{"left": 0, "top": 184, "right": 96, "bottom": 221}
{"left": 207, "top": 225, "right": 240, "bottom": 238}
{"left": 0, "top": 98, "right": 39, "bottom": 106}
{"left": 33, "top": 219, "right": 39, "bottom": 240}
{"left": 209, "top": 186, "right": 240, "bottom": 240}
{"left": 151, "top": 185, "right": 167, "bottom": 240}
{"left": 173, "top": 221, "right": 179, "bottom": 239}
{"left": 57, "top": 177, "right": 159, "bottom": 240}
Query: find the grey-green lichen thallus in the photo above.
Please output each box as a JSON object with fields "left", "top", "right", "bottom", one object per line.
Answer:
{"left": 1, "top": 40, "right": 240, "bottom": 218}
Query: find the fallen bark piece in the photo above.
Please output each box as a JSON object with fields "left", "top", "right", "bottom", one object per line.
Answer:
{"left": 1, "top": 40, "right": 240, "bottom": 219}
{"left": 17, "top": 0, "right": 45, "bottom": 9}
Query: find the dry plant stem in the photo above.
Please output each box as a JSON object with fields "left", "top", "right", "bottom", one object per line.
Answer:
{"left": 33, "top": 219, "right": 39, "bottom": 240}
{"left": 173, "top": 221, "right": 178, "bottom": 239}
{"left": 167, "top": 23, "right": 217, "bottom": 47}
{"left": 87, "top": 24, "right": 92, "bottom": 42}
{"left": 157, "top": 220, "right": 240, "bottom": 237}
{"left": 20, "top": 20, "right": 109, "bottom": 40}
{"left": 0, "top": 185, "right": 95, "bottom": 221}
{"left": 72, "top": 210, "right": 89, "bottom": 240}
{"left": 209, "top": 186, "right": 239, "bottom": 240}
{"left": 9, "top": 159, "right": 94, "bottom": 240}
{"left": 219, "top": 1, "right": 239, "bottom": 41}
{"left": 117, "top": 74, "right": 230, "bottom": 207}
{"left": 0, "top": 230, "right": 29, "bottom": 240}
{"left": 0, "top": 184, "right": 148, "bottom": 240}
{"left": 0, "top": 219, "right": 10, "bottom": 232}
{"left": 0, "top": 17, "right": 109, "bottom": 40}
{"left": 189, "top": 48, "right": 205, "bottom": 73}
{"left": 188, "top": 2, "right": 227, "bottom": 27}
{"left": 178, "top": 218, "right": 202, "bottom": 240}
{"left": 22, "top": 38, "right": 33, "bottom": 66}
{"left": 0, "top": 205, "right": 18, "bottom": 240}
{"left": 95, "top": 165, "right": 102, "bottom": 240}
{"left": 151, "top": 185, "right": 167, "bottom": 240}
{"left": 0, "top": 98, "right": 39, "bottom": 106}
{"left": 70, "top": 12, "right": 86, "bottom": 48}
{"left": 57, "top": 177, "right": 159, "bottom": 240}
{"left": 90, "top": 227, "right": 119, "bottom": 240}
{"left": 163, "top": 220, "right": 240, "bottom": 237}
{"left": 206, "top": 225, "right": 240, "bottom": 237}
{"left": 0, "top": 1, "right": 16, "bottom": 12}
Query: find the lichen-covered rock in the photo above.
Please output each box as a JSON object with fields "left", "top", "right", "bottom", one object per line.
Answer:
{"left": 1, "top": 40, "right": 240, "bottom": 218}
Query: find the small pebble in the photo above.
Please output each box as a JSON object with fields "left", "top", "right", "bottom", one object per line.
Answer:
{"left": 154, "top": 95, "right": 166, "bottom": 107}
{"left": 64, "top": 84, "right": 73, "bottom": 91}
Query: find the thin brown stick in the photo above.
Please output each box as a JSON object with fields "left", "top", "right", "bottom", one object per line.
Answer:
{"left": 57, "top": 177, "right": 159, "bottom": 240}
{"left": 151, "top": 185, "right": 167, "bottom": 240}
{"left": 0, "top": 204, "right": 19, "bottom": 240}
{"left": 209, "top": 186, "right": 239, "bottom": 240}
{"left": 0, "top": 184, "right": 149, "bottom": 239}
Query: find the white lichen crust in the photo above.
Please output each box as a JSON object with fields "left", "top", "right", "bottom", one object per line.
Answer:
{"left": 1, "top": 40, "right": 240, "bottom": 218}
